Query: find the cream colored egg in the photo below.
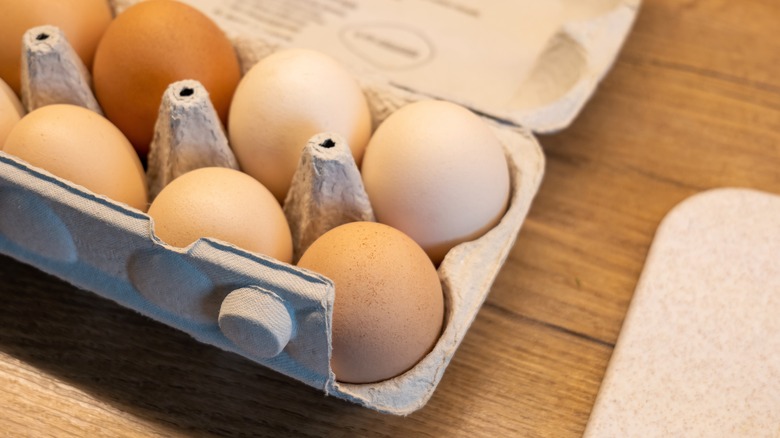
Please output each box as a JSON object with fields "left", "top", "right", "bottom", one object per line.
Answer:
{"left": 0, "top": 78, "right": 24, "bottom": 148}
{"left": 2, "top": 104, "right": 148, "bottom": 211}
{"left": 297, "top": 222, "right": 444, "bottom": 383}
{"left": 148, "top": 167, "right": 293, "bottom": 263}
{"left": 228, "top": 48, "right": 372, "bottom": 203}
{"left": 361, "top": 100, "right": 510, "bottom": 265}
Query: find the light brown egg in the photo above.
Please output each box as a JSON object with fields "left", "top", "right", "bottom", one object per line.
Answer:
{"left": 148, "top": 167, "right": 293, "bottom": 263}
{"left": 297, "top": 222, "right": 444, "bottom": 383}
{"left": 2, "top": 104, "right": 148, "bottom": 211}
{"left": 361, "top": 100, "right": 511, "bottom": 265}
{"left": 229, "top": 48, "right": 372, "bottom": 203}
{"left": 0, "top": 78, "right": 24, "bottom": 147}
{"left": 92, "top": 0, "right": 241, "bottom": 157}
{"left": 0, "top": 0, "right": 112, "bottom": 95}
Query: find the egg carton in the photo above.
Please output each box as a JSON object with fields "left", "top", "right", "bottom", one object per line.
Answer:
{"left": 0, "top": 0, "right": 639, "bottom": 415}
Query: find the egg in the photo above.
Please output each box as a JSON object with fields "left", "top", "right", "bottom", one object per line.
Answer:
{"left": 361, "top": 100, "right": 510, "bottom": 265}
{"left": 2, "top": 104, "right": 148, "bottom": 211}
{"left": 92, "top": 0, "right": 241, "bottom": 157}
{"left": 148, "top": 167, "right": 293, "bottom": 263}
{"left": 0, "top": 0, "right": 112, "bottom": 95}
{"left": 297, "top": 222, "right": 444, "bottom": 383}
{"left": 0, "top": 78, "right": 24, "bottom": 147}
{"left": 229, "top": 48, "right": 372, "bottom": 203}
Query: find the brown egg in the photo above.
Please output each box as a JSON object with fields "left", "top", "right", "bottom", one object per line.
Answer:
{"left": 2, "top": 104, "right": 148, "bottom": 211}
{"left": 92, "top": 0, "right": 241, "bottom": 157}
{"left": 0, "top": 0, "right": 112, "bottom": 95}
{"left": 297, "top": 222, "right": 444, "bottom": 383}
{"left": 148, "top": 167, "right": 293, "bottom": 263}
{"left": 0, "top": 78, "right": 24, "bottom": 147}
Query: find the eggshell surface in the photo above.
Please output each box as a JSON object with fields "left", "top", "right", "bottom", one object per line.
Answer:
{"left": 229, "top": 48, "right": 372, "bottom": 203}
{"left": 0, "top": 0, "right": 113, "bottom": 95}
{"left": 2, "top": 104, "right": 148, "bottom": 211}
{"left": 92, "top": 0, "right": 241, "bottom": 157}
{"left": 0, "top": 78, "right": 24, "bottom": 147}
{"left": 297, "top": 222, "right": 444, "bottom": 383}
{"left": 361, "top": 100, "right": 511, "bottom": 265}
{"left": 148, "top": 167, "right": 293, "bottom": 263}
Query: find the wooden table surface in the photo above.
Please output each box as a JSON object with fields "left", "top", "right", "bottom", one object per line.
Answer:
{"left": 2, "top": 1, "right": 779, "bottom": 436}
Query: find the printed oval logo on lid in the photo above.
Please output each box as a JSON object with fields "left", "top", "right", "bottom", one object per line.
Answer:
{"left": 340, "top": 24, "right": 433, "bottom": 70}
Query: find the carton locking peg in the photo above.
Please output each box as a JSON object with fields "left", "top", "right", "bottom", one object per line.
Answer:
{"left": 219, "top": 286, "right": 295, "bottom": 359}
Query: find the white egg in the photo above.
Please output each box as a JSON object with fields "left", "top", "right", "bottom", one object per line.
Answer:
{"left": 228, "top": 48, "right": 372, "bottom": 203}
{"left": 361, "top": 100, "right": 511, "bottom": 265}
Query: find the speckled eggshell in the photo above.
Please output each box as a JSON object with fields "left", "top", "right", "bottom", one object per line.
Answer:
{"left": 361, "top": 100, "right": 511, "bottom": 265}
{"left": 0, "top": 0, "right": 113, "bottom": 95}
{"left": 228, "top": 48, "right": 372, "bottom": 203}
{"left": 297, "top": 221, "right": 444, "bottom": 384}
{"left": 2, "top": 104, "right": 148, "bottom": 211}
{"left": 148, "top": 167, "right": 293, "bottom": 263}
{"left": 0, "top": 78, "right": 24, "bottom": 147}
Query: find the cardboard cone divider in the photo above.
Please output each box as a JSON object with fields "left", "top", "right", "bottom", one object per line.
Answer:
{"left": 2, "top": 23, "right": 546, "bottom": 415}
{"left": 146, "top": 80, "right": 240, "bottom": 200}
{"left": 20, "top": 25, "right": 103, "bottom": 115}
{"left": 283, "top": 133, "right": 376, "bottom": 262}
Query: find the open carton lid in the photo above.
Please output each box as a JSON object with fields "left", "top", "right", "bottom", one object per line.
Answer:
{"left": 115, "top": 0, "right": 641, "bottom": 133}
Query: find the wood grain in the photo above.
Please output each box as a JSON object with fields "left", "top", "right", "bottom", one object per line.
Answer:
{"left": 1, "top": 1, "right": 779, "bottom": 436}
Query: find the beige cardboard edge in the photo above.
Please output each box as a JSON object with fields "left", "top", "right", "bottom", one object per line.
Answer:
{"left": 584, "top": 187, "right": 780, "bottom": 435}
{"left": 511, "top": 0, "right": 642, "bottom": 133}
{"left": 365, "top": 0, "right": 642, "bottom": 134}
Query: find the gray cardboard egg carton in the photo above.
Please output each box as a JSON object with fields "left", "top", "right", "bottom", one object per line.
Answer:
{"left": 0, "top": 1, "right": 639, "bottom": 414}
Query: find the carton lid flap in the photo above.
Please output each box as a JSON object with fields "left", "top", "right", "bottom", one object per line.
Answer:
{"left": 178, "top": 0, "right": 640, "bottom": 132}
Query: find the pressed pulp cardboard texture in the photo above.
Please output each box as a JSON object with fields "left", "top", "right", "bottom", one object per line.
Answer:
{"left": 585, "top": 188, "right": 780, "bottom": 436}
{"left": 0, "top": 117, "right": 542, "bottom": 414}
{"left": 0, "top": 0, "right": 639, "bottom": 414}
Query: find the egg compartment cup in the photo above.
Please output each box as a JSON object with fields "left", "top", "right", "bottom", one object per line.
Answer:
{"left": 0, "top": 114, "right": 540, "bottom": 414}
{"left": 2, "top": 33, "right": 544, "bottom": 412}
{"left": 0, "top": 0, "right": 640, "bottom": 415}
